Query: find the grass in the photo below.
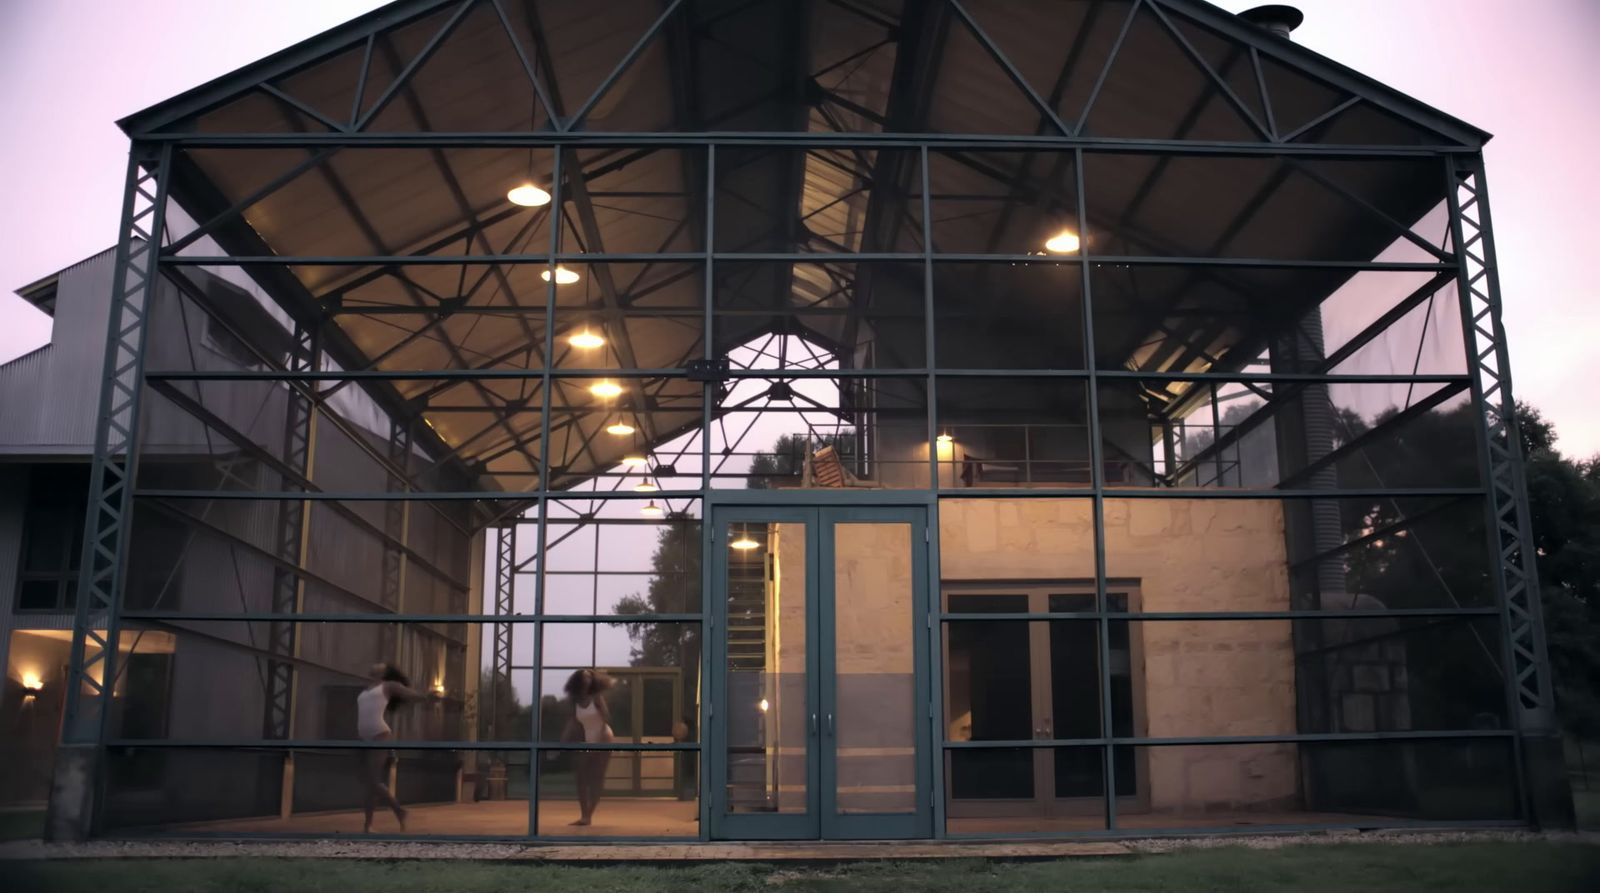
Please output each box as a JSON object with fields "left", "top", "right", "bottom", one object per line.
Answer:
{"left": 7, "top": 842, "right": 1599, "bottom": 893}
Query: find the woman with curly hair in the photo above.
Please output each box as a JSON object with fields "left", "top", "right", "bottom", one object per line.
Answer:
{"left": 563, "top": 668, "right": 614, "bottom": 826}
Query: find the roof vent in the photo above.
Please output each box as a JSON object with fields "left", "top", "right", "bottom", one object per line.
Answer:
{"left": 1239, "top": 4, "right": 1304, "bottom": 39}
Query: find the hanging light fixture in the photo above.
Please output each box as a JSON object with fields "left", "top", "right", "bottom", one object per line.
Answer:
{"left": 569, "top": 327, "right": 605, "bottom": 349}
{"left": 621, "top": 454, "right": 649, "bottom": 468}
{"left": 542, "top": 266, "right": 581, "bottom": 285}
{"left": 589, "top": 380, "right": 623, "bottom": 399}
{"left": 606, "top": 419, "right": 636, "bottom": 436}
{"left": 508, "top": 107, "right": 551, "bottom": 207}
{"left": 1044, "top": 229, "right": 1080, "bottom": 254}
{"left": 936, "top": 432, "right": 954, "bottom": 445}
{"left": 633, "top": 480, "right": 659, "bottom": 493}
{"left": 640, "top": 500, "right": 663, "bottom": 517}
{"left": 507, "top": 183, "right": 551, "bottom": 207}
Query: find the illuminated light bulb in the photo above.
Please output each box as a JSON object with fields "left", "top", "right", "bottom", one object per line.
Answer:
{"left": 569, "top": 329, "right": 605, "bottom": 349}
{"left": 589, "top": 380, "right": 623, "bottom": 399}
{"left": 758, "top": 698, "right": 770, "bottom": 713}
{"left": 633, "top": 480, "right": 659, "bottom": 493}
{"left": 1044, "top": 230, "right": 1081, "bottom": 254}
{"left": 606, "top": 421, "right": 636, "bottom": 436}
{"left": 640, "top": 500, "right": 663, "bottom": 517}
{"left": 507, "top": 184, "right": 551, "bottom": 207}
{"left": 729, "top": 534, "right": 760, "bottom": 551}
{"left": 541, "top": 266, "right": 581, "bottom": 285}
{"left": 21, "top": 671, "right": 42, "bottom": 691}
{"left": 936, "top": 433, "right": 954, "bottom": 445}
{"left": 621, "top": 454, "right": 649, "bottom": 468}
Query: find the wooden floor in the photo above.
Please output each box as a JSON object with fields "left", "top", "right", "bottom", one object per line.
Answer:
{"left": 177, "top": 798, "right": 698, "bottom": 838}
{"left": 177, "top": 798, "right": 1390, "bottom": 842}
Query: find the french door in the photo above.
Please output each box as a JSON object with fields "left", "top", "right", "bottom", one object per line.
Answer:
{"left": 708, "top": 505, "right": 932, "bottom": 839}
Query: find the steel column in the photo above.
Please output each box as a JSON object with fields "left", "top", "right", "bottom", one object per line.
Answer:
{"left": 1445, "top": 153, "right": 1574, "bottom": 829}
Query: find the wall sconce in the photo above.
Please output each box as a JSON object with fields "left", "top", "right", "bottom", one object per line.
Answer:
{"left": 21, "top": 671, "right": 43, "bottom": 700}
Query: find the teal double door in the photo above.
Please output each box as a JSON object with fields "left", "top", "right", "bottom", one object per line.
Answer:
{"left": 708, "top": 505, "right": 933, "bottom": 840}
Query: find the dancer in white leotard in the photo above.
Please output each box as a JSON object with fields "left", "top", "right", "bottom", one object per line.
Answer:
{"left": 356, "top": 662, "right": 429, "bottom": 833}
{"left": 563, "top": 669, "right": 614, "bottom": 826}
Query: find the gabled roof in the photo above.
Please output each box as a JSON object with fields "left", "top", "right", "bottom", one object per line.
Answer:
{"left": 118, "top": 0, "right": 1488, "bottom": 146}
{"left": 115, "top": 0, "right": 1483, "bottom": 495}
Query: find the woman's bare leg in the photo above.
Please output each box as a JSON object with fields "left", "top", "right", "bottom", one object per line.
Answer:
{"left": 364, "top": 747, "right": 407, "bottom": 831}
{"left": 582, "top": 751, "right": 611, "bottom": 823}
{"left": 570, "top": 754, "right": 591, "bottom": 825}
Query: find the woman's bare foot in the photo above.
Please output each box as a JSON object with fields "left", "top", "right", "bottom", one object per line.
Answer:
{"left": 569, "top": 817, "right": 591, "bottom": 826}
{"left": 395, "top": 806, "right": 408, "bottom": 832}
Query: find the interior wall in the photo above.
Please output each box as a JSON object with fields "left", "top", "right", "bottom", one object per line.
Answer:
{"left": 939, "top": 497, "right": 1298, "bottom": 815}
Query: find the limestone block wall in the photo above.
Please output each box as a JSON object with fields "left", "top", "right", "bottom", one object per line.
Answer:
{"left": 939, "top": 497, "right": 1301, "bottom": 815}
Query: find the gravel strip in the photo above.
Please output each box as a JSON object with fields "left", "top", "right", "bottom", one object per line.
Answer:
{"left": 1123, "top": 829, "right": 1600, "bottom": 853}
{"left": 2, "top": 829, "right": 1595, "bottom": 861}
{"left": 0, "top": 839, "right": 535, "bottom": 861}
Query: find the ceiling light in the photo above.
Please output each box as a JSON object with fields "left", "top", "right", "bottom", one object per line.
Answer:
{"left": 730, "top": 533, "right": 760, "bottom": 551}
{"left": 936, "top": 432, "right": 954, "bottom": 445}
{"left": 507, "top": 183, "right": 551, "bottom": 207}
{"left": 621, "top": 454, "right": 649, "bottom": 468}
{"left": 1044, "top": 229, "right": 1080, "bottom": 254}
{"left": 640, "top": 500, "right": 663, "bottom": 517}
{"left": 589, "top": 380, "right": 623, "bottom": 399}
{"left": 542, "top": 266, "right": 581, "bottom": 285}
{"left": 569, "top": 328, "right": 605, "bottom": 349}
{"left": 606, "top": 420, "right": 636, "bottom": 436}
{"left": 633, "top": 480, "right": 659, "bottom": 493}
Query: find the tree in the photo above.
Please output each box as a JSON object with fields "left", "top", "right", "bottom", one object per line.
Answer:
{"left": 745, "top": 431, "right": 857, "bottom": 489}
{"left": 1516, "top": 404, "right": 1600, "bottom": 740}
{"left": 477, "top": 668, "right": 532, "bottom": 742}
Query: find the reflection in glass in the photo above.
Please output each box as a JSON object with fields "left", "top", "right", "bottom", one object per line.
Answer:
{"left": 723, "top": 521, "right": 809, "bottom": 814}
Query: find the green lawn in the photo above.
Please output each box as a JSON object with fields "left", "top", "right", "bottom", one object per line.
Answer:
{"left": 8, "top": 842, "right": 1599, "bottom": 893}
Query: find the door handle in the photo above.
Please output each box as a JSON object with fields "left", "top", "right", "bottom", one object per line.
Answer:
{"left": 811, "top": 712, "right": 818, "bottom": 737}
{"left": 826, "top": 713, "right": 835, "bottom": 737}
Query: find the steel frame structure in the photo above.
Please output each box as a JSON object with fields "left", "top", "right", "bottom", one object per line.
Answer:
{"left": 49, "top": 0, "right": 1569, "bottom": 842}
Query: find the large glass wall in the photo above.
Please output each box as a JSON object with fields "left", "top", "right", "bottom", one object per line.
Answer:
{"left": 83, "top": 0, "right": 1527, "bottom": 841}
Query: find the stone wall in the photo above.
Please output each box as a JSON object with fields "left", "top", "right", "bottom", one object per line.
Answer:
{"left": 939, "top": 497, "right": 1301, "bottom": 816}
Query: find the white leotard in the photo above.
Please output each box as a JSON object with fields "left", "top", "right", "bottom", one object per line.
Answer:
{"left": 357, "top": 684, "right": 392, "bottom": 740}
{"left": 575, "top": 699, "right": 611, "bottom": 743}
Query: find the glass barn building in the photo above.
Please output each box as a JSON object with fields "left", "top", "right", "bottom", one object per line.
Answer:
{"left": 0, "top": 0, "right": 1574, "bottom": 842}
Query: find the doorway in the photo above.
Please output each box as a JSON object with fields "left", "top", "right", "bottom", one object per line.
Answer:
{"left": 708, "top": 505, "right": 932, "bottom": 840}
{"left": 941, "top": 585, "right": 1146, "bottom": 828}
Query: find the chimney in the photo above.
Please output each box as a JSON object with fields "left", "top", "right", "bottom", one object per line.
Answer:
{"left": 1239, "top": 4, "right": 1304, "bottom": 39}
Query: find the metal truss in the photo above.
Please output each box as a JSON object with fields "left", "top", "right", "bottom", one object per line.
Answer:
{"left": 59, "top": 143, "right": 171, "bottom": 749}
{"left": 489, "top": 524, "right": 515, "bottom": 739}
{"left": 1446, "top": 157, "right": 1556, "bottom": 728}
{"left": 380, "top": 415, "right": 414, "bottom": 660}
{"left": 262, "top": 325, "right": 321, "bottom": 740}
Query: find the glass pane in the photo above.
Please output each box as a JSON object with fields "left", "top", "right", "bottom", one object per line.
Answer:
{"left": 537, "top": 622, "right": 701, "bottom": 744}
{"left": 1118, "top": 739, "right": 1515, "bottom": 828}
{"left": 833, "top": 521, "right": 915, "bottom": 815}
{"left": 944, "top": 747, "right": 1109, "bottom": 834}
{"left": 104, "top": 746, "right": 529, "bottom": 836}
{"left": 723, "top": 520, "right": 808, "bottom": 814}
{"left": 944, "top": 619, "right": 1032, "bottom": 743}
{"left": 537, "top": 749, "right": 698, "bottom": 837}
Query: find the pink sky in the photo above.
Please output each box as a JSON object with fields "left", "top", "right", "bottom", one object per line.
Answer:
{"left": 1, "top": 0, "right": 1596, "bottom": 455}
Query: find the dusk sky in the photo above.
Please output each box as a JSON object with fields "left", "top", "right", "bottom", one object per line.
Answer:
{"left": 1, "top": 0, "right": 1596, "bottom": 454}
